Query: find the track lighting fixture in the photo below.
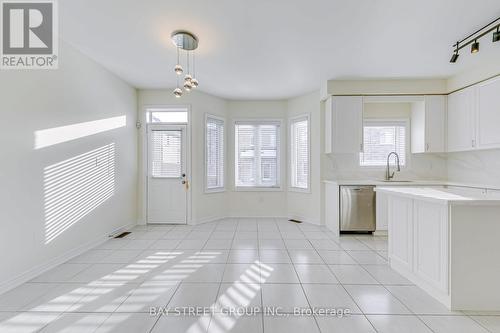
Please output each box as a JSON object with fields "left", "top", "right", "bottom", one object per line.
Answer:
{"left": 449, "top": 17, "right": 499, "bottom": 63}
{"left": 450, "top": 43, "right": 459, "bottom": 63}
{"left": 493, "top": 27, "right": 500, "bottom": 42}
{"left": 171, "top": 31, "right": 199, "bottom": 97}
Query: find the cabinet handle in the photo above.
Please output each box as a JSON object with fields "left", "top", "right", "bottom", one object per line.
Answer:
{"left": 426, "top": 143, "right": 429, "bottom": 151}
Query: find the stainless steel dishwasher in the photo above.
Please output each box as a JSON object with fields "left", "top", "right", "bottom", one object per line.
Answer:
{"left": 340, "top": 185, "right": 376, "bottom": 233}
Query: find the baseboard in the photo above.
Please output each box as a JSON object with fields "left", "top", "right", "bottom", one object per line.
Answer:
{"left": 287, "top": 214, "right": 321, "bottom": 225}
{"left": 189, "top": 216, "right": 225, "bottom": 225}
{"left": 0, "top": 222, "right": 134, "bottom": 296}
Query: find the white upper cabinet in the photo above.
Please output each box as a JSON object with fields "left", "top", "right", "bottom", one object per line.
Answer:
{"left": 447, "top": 86, "right": 476, "bottom": 152}
{"left": 411, "top": 95, "right": 447, "bottom": 153}
{"left": 324, "top": 96, "right": 363, "bottom": 154}
{"left": 476, "top": 77, "right": 500, "bottom": 150}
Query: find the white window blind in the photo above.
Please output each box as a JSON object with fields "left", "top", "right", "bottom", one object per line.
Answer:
{"left": 360, "top": 120, "right": 407, "bottom": 167}
{"left": 235, "top": 121, "right": 281, "bottom": 188}
{"left": 290, "top": 116, "right": 309, "bottom": 189}
{"left": 206, "top": 115, "right": 225, "bottom": 190}
{"left": 151, "top": 130, "right": 182, "bottom": 177}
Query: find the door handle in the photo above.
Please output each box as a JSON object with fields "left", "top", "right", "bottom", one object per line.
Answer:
{"left": 182, "top": 180, "right": 189, "bottom": 191}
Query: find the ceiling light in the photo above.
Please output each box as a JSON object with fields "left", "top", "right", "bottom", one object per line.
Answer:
{"left": 173, "top": 87, "right": 183, "bottom": 98}
{"left": 449, "top": 16, "right": 499, "bottom": 64}
{"left": 493, "top": 27, "right": 500, "bottom": 42}
{"left": 471, "top": 40, "right": 479, "bottom": 53}
{"left": 171, "top": 31, "right": 199, "bottom": 98}
{"left": 450, "top": 42, "right": 459, "bottom": 63}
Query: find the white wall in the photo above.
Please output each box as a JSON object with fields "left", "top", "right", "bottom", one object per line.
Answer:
{"left": 227, "top": 100, "right": 288, "bottom": 217}
{"left": 322, "top": 102, "right": 448, "bottom": 181}
{"left": 0, "top": 42, "right": 138, "bottom": 292}
{"left": 137, "top": 89, "right": 228, "bottom": 224}
{"left": 287, "top": 91, "right": 322, "bottom": 224}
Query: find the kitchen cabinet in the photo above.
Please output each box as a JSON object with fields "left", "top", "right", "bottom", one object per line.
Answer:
{"left": 387, "top": 195, "right": 413, "bottom": 272}
{"left": 476, "top": 76, "right": 500, "bottom": 150}
{"left": 411, "top": 96, "right": 447, "bottom": 153}
{"left": 375, "top": 191, "right": 388, "bottom": 231}
{"left": 324, "top": 96, "right": 363, "bottom": 154}
{"left": 413, "top": 200, "right": 449, "bottom": 294}
{"left": 381, "top": 186, "right": 500, "bottom": 310}
{"left": 447, "top": 86, "right": 476, "bottom": 152}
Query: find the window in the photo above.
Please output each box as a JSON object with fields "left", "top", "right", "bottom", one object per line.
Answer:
{"left": 147, "top": 107, "right": 188, "bottom": 123}
{"left": 360, "top": 120, "right": 407, "bottom": 167}
{"left": 151, "top": 130, "right": 182, "bottom": 178}
{"left": 235, "top": 121, "right": 281, "bottom": 188}
{"left": 290, "top": 115, "right": 309, "bottom": 190}
{"left": 205, "top": 115, "right": 225, "bottom": 191}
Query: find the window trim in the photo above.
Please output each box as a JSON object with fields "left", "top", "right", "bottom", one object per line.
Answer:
{"left": 204, "top": 113, "right": 226, "bottom": 193}
{"left": 359, "top": 118, "right": 410, "bottom": 169}
{"left": 288, "top": 113, "right": 311, "bottom": 193}
{"left": 233, "top": 118, "right": 283, "bottom": 191}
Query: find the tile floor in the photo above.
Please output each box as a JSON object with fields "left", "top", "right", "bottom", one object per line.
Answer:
{"left": 0, "top": 218, "right": 498, "bottom": 333}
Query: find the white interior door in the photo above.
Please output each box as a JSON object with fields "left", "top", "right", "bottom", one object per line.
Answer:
{"left": 147, "top": 125, "right": 188, "bottom": 224}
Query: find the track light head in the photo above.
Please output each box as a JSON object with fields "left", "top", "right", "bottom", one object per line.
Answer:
{"left": 471, "top": 40, "right": 480, "bottom": 53}
{"left": 450, "top": 52, "right": 459, "bottom": 63}
{"left": 493, "top": 27, "right": 500, "bottom": 42}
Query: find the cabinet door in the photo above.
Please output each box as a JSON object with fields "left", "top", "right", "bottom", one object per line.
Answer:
{"left": 325, "top": 183, "right": 340, "bottom": 235}
{"left": 376, "top": 191, "right": 388, "bottom": 231}
{"left": 388, "top": 195, "right": 413, "bottom": 271}
{"left": 413, "top": 201, "right": 449, "bottom": 294}
{"left": 332, "top": 96, "right": 363, "bottom": 153}
{"left": 424, "top": 95, "right": 446, "bottom": 152}
{"left": 447, "top": 87, "right": 476, "bottom": 152}
{"left": 324, "top": 98, "right": 333, "bottom": 154}
{"left": 476, "top": 77, "right": 500, "bottom": 150}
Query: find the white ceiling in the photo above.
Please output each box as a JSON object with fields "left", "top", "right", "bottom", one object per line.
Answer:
{"left": 60, "top": 0, "right": 500, "bottom": 100}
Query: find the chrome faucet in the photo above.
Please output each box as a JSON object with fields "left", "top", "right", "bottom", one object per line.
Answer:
{"left": 385, "top": 152, "right": 401, "bottom": 181}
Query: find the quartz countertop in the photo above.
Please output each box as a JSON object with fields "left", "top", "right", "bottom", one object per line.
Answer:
{"left": 375, "top": 186, "right": 500, "bottom": 205}
{"left": 323, "top": 179, "right": 500, "bottom": 190}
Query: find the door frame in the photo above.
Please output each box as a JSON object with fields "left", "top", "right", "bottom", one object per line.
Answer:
{"left": 141, "top": 105, "right": 192, "bottom": 225}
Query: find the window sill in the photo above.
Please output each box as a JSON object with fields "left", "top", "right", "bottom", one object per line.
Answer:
{"left": 288, "top": 187, "right": 311, "bottom": 194}
{"left": 234, "top": 186, "right": 283, "bottom": 192}
{"left": 205, "top": 188, "right": 226, "bottom": 194}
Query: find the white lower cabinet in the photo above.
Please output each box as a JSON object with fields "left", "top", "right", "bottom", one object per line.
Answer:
{"left": 413, "top": 201, "right": 449, "bottom": 294}
{"left": 387, "top": 195, "right": 450, "bottom": 304}
{"left": 388, "top": 196, "right": 413, "bottom": 271}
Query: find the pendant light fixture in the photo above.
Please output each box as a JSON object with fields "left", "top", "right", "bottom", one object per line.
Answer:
{"left": 449, "top": 16, "right": 500, "bottom": 63}
{"left": 171, "top": 31, "right": 199, "bottom": 97}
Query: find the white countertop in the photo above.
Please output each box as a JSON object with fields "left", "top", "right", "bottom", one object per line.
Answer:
{"left": 375, "top": 186, "right": 500, "bottom": 205}
{"left": 323, "top": 179, "right": 500, "bottom": 190}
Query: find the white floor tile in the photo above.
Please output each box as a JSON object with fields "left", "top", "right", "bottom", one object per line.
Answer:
{"left": 419, "top": 315, "right": 490, "bottom": 333}
{"left": 260, "top": 264, "right": 299, "bottom": 284}
{"left": 0, "top": 283, "right": 57, "bottom": 311}
{"left": 317, "top": 250, "right": 358, "bottom": 265}
{"left": 215, "top": 282, "right": 262, "bottom": 311}
{"left": 98, "top": 250, "right": 142, "bottom": 264}
{"left": 39, "top": 313, "right": 110, "bottom": 333}
{"left": 95, "top": 313, "right": 158, "bottom": 333}
{"left": 261, "top": 283, "right": 309, "bottom": 312}
{"left": 151, "top": 314, "right": 211, "bottom": 333}
{"left": 362, "top": 265, "right": 412, "bottom": 285}
{"left": 149, "top": 239, "right": 181, "bottom": 250}
{"left": 329, "top": 265, "right": 379, "bottom": 284}
{"left": 22, "top": 283, "right": 93, "bottom": 312}
{"left": 346, "top": 251, "right": 388, "bottom": 265}
{"left": 288, "top": 250, "right": 324, "bottom": 264}
{"left": 263, "top": 316, "right": 320, "bottom": 333}
{"left": 367, "top": 315, "right": 433, "bottom": 333}
{"left": 345, "top": 285, "right": 411, "bottom": 314}
{"left": 302, "top": 284, "right": 361, "bottom": 314}
{"left": 0, "top": 312, "right": 60, "bottom": 333}
{"left": 260, "top": 251, "right": 290, "bottom": 265}
{"left": 470, "top": 316, "right": 500, "bottom": 333}
{"left": 208, "top": 313, "right": 263, "bottom": 333}
{"left": 31, "top": 264, "right": 90, "bottom": 283}
{"left": 284, "top": 239, "right": 313, "bottom": 250}
{"left": 309, "top": 239, "right": 342, "bottom": 250}
{"left": 227, "top": 250, "right": 259, "bottom": 264}
{"left": 315, "top": 314, "right": 376, "bottom": 333}
{"left": 68, "top": 282, "right": 136, "bottom": 313}
{"left": 204, "top": 239, "right": 233, "bottom": 250}
{"left": 386, "top": 285, "right": 460, "bottom": 315}
{"left": 115, "top": 281, "right": 178, "bottom": 312}
{"left": 295, "top": 264, "right": 339, "bottom": 284}
{"left": 168, "top": 283, "right": 220, "bottom": 308}
{"left": 223, "top": 264, "right": 262, "bottom": 283}
{"left": 259, "top": 239, "right": 286, "bottom": 250}
{"left": 182, "top": 264, "right": 226, "bottom": 283}
{"left": 69, "top": 250, "right": 114, "bottom": 263}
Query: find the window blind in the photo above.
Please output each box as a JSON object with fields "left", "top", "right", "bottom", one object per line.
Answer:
{"left": 206, "top": 116, "right": 225, "bottom": 190}
{"left": 235, "top": 121, "right": 280, "bottom": 187}
{"left": 360, "top": 120, "right": 407, "bottom": 167}
{"left": 290, "top": 116, "right": 309, "bottom": 189}
{"left": 151, "top": 130, "right": 182, "bottom": 177}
